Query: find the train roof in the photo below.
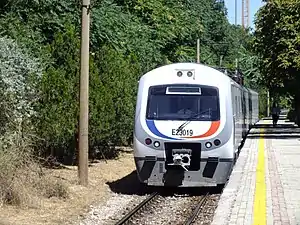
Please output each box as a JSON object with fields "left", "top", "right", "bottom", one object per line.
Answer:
{"left": 140, "top": 62, "right": 258, "bottom": 94}
{"left": 211, "top": 66, "right": 258, "bottom": 94}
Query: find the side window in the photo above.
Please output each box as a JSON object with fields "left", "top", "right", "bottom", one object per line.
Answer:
{"left": 238, "top": 89, "right": 240, "bottom": 116}
{"left": 238, "top": 96, "right": 240, "bottom": 117}
{"left": 238, "top": 95, "right": 240, "bottom": 117}
{"left": 235, "top": 96, "right": 238, "bottom": 115}
{"left": 239, "top": 91, "right": 241, "bottom": 117}
{"left": 240, "top": 94, "right": 242, "bottom": 115}
{"left": 231, "top": 85, "right": 236, "bottom": 115}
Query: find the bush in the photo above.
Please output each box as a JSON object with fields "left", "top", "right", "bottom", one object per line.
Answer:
{"left": 33, "top": 25, "right": 141, "bottom": 163}
{"left": 95, "top": 45, "right": 141, "bottom": 146}
{"left": 0, "top": 36, "right": 41, "bottom": 136}
{"left": 258, "top": 88, "right": 268, "bottom": 118}
{"left": 0, "top": 132, "right": 68, "bottom": 208}
{"left": 0, "top": 36, "right": 67, "bottom": 208}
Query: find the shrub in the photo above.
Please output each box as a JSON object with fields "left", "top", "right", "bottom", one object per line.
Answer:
{"left": 0, "top": 132, "right": 68, "bottom": 208}
{"left": 0, "top": 36, "right": 41, "bottom": 136}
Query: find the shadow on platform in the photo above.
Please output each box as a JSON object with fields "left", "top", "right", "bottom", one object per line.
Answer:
{"left": 248, "top": 119, "right": 300, "bottom": 139}
{"left": 106, "top": 170, "right": 223, "bottom": 196}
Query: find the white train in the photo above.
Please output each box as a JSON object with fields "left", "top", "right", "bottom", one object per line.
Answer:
{"left": 133, "top": 63, "right": 259, "bottom": 187}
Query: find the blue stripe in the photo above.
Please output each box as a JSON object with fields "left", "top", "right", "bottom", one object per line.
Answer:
{"left": 146, "top": 120, "right": 178, "bottom": 140}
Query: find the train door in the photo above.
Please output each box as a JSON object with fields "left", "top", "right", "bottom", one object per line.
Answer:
{"left": 242, "top": 89, "right": 245, "bottom": 137}
{"left": 231, "top": 84, "right": 238, "bottom": 152}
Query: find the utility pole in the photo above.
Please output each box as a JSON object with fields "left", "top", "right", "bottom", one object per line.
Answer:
{"left": 235, "top": 0, "right": 238, "bottom": 74}
{"left": 242, "top": 0, "right": 250, "bottom": 29}
{"left": 247, "top": 0, "right": 250, "bottom": 29}
{"left": 235, "top": 0, "right": 237, "bottom": 26}
{"left": 197, "top": 39, "right": 200, "bottom": 63}
{"left": 242, "top": 0, "right": 245, "bottom": 28}
{"left": 78, "top": 0, "right": 90, "bottom": 186}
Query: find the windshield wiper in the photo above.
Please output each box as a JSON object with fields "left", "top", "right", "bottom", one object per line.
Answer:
{"left": 176, "top": 109, "right": 211, "bottom": 132}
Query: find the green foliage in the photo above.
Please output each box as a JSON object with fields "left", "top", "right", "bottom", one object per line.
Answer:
{"left": 95, "top": 45, "right": 140, "bottom": 145}
{"left": 0, "top": 0, "right": 261, "bottom": 162}
{"left": 253, "top": 1, "right": 300, "bottom": 92}
{"left": 33, "top": 24, "right": 79, "bottom": 160}
{"left": 91, "top": 0, "right": 162, "bottom": 73}
{"left": 253, "top": 1, "right": 300, "bottom": 123}
{"left": 33, "top": 22, "right": 142, "bottom": 162}
{"left": 257, "top": 88, "right": 268, "bottom": 118}
{"left": 0, "top": 36, "right": 41, "bottom": 136}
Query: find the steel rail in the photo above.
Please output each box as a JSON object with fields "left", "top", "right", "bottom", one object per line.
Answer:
{"left": 115, "top": 192, "right": 159, "bottom": 225}
{"left": 183, "top": 193, "right": 209, "bottom": 225}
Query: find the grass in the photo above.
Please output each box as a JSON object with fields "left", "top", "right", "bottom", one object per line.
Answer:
{"left": 0, "top": 132, "right": 68, "bottom": 208}
{"left": 0, "top": 130, "right": 136, "bottom": 225}
{"left": 0, "top": 148, "right": 135, "bottom": 225}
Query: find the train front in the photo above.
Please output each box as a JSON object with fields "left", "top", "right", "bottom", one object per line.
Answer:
{"left": 133, "top": 64, "right": 234, "bottom": 187}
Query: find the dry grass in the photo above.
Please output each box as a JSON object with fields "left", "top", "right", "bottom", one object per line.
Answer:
{"left": 0, "top": 146, "right": 135, "bottom": 225}
{"left": 0, "top": 134, "right": 68, "bottom": 209}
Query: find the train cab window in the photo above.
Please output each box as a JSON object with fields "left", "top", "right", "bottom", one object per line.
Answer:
{"left": 146, "top": 84, "right": 220, "bottom": 121}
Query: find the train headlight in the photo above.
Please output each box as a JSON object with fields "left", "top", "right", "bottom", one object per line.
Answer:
{"left": 153, "top": 141, "right": 160, "bottom": 148}
{"left": 205, "top": 142, "right": 212, "bottom": 148}
{"left": 214, "top": 139, "right": 221, "bottom": 146}
{"left": 145, "top": 138, "right": 152, "bottom": 145}
{"left": 187, "top": 71, "right": 193, "bottom": 77}
{"left": 177, "top": 71, "right": 183, "bottom": 77}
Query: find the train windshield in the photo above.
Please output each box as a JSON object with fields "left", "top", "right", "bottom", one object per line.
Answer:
{"left": 146, "top": 84, "right": 220, "bottom": 121}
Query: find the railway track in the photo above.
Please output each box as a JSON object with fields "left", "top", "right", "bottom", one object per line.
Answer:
{"left": 114, "top": 192, "right": 209, "bottom": 225}
{"left": 115, "top": 192, "right": 159, "bottom": 225}
{"left": 183, "top": 193, "right": 209, "bottom": 225}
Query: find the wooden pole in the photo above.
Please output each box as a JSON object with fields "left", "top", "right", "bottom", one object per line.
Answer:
{"left": 78, "top": 0, "right": 90, "bottom": 186}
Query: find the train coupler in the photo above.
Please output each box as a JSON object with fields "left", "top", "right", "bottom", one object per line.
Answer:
{"left": 166, "top": 149, "right": 192, "bottom": 171}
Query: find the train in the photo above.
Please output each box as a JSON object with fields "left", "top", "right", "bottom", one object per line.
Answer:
{"left": 133, "top": 62, "right": 259, "bottom": 187}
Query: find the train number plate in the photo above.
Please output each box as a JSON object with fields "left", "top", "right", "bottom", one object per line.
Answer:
{"left": 171, "top": 129, "right": 194, "bottom": 136}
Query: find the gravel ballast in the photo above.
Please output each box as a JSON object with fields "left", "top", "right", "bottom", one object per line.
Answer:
{"left": 79, "top": 191, "right": 221, "bottom": 225}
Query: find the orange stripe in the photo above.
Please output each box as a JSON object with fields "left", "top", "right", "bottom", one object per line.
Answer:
{"left": 186, "top": 121, "right": 220, "bottom": 139}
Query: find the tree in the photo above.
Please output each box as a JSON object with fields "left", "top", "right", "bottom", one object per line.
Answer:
{"left": 0, "top": 0, "right": 261, "bottom": 162}
{"left": 253, "top": 1, "right": 300, "bottom": 124}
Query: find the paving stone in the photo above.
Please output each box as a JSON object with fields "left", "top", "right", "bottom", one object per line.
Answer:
{"left": 212, "top": 118, "right": 300, "bottom": 225}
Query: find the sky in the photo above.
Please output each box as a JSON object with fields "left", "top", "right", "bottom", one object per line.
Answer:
{"left": 224, "top": 0, "right": 265, "bottom": 29}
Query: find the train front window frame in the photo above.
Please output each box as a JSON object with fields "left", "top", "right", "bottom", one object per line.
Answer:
{"left": 146, "top": 84, "right": 220, "bottom": 121}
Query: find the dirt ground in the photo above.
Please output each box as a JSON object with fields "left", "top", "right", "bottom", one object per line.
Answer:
{"left": 0, "top": 148, "right": 137, "bottom": 225}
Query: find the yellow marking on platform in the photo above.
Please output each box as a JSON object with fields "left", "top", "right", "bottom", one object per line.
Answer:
{"left": 252, "top": 127, "right": 266, "bottom": 225}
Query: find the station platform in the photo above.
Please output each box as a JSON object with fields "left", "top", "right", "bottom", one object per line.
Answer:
{"left": 212, "top": 115, "right": 300, "bottom": 225}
